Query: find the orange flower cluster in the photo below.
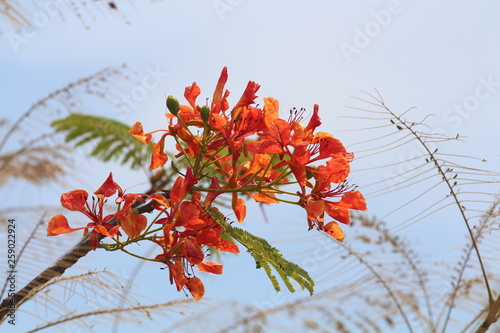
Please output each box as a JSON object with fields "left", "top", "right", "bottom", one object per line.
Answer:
{"left": 47, "top": 67, "right": 366, "bottom": 300}
{"left": 131, "top": 67, "right": 366, "bottom": 237}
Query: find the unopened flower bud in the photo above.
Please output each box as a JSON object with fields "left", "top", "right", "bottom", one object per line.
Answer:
{"left": 166, "top": 95, "right": 180, "bottom": 116}
{"left": 200, "top": 105, "right": 210, "bottom": 122}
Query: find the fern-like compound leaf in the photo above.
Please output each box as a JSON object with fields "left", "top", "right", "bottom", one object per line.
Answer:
{"left": 51, "top": 114, "right": 152, "bottom": 170}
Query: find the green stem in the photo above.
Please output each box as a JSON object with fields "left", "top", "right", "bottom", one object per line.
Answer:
{"left": 119, "top": 246, "right": 162, "bottom": 262}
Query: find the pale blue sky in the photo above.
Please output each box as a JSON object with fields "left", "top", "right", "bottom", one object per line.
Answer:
{"left": 1, "top": 1, "right": 500, "bottom": 332}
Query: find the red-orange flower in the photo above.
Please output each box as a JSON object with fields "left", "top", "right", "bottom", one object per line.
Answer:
{"left": 206, "top": 71, "right": 266, "bottom": 155}
{"left": 300, "top": 184, "right": 367, "bottom": 242}
{"left": 47, "top": 173, "right": 134, "bottom": 249}
{"left": 154, "top": 201, "right": 234, "bottom": 300}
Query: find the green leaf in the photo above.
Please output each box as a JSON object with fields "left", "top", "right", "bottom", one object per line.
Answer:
{"left": 209, "top": 208, "right": 314, "bottom": 295}
{"left": 51, "top": 114, "right": 152, "bottom": 170}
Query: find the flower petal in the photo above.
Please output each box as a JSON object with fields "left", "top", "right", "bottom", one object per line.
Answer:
{"left": 286, "top": 161, "right": 307, "bottom": 187}
{"left": 184, "top": 82, "right": 201, "bottom": 109}
{"left": 246, "top": 191, "right": 279, "bottom": 204}
{"left": 304, "top": 104, "right": 322, "bottom": 136}
{"left": 197, "top": 261, "right": 223, "bottom": 275}
{"left": 232, "top": 81, "right": 260, "bottom": 119}
{"left": 316, "top": 156, "right": 350, "bottom": 185}
{"left": 47, "top": 215, "right": 82, "bottom": 236}
{"left": 196, "top": 228, "right": 221, "bottom": 246}
{"left": 324, "top": 203, "right": 350, "bottom": 225}
{"left": 119, "top": 208, "right": 147, "bottom": 239}
{"left": 215, "top": 239, "right": 240, "bottom": 253}
{"left": 233, "top": 196, "right": 246, "bottom": 223}
{"left": 170, "top": 167, "right": 198, "bottom": 203}
{"left": 324, "top": 191, "right": 367, "bottom": 225}
{"left": 263, "top": 97, "right": 280, "bottom": 129}
{"left": 183, "top": 238, "right": 204, "bottom": 264}
{"left": 94, "top": 173, "right": 122, "bottom": 197}
{"left": 322, "top": 221, "right": 345, "bottom": 242}
{"left": 306, "top": 200, "right": 325, "bottom": 221}
{"left": 179, "top": 201, "right": 205, "bottom": 230}
{"left": 61, "top": 190, "right": 88, "bottom": 212}
{"left": 169, "top": 261, "right": 188, "bottom": 291}
{"left": 148, "top": 193, "right": 170, "bottom": 208}
{"left": 212, "top": 67, "right": 228, "bottom": 105}
{"left": 239, "top": 154, "right": 271, "bottom": 179}
{"left": 150, "top": 134, "right": 169, "bottom": 170}
{"left": 204, "top": 177, "right": 222, "bottom": 205}
{"left": 93, "top": 224, "right": 112, "bottom": 237}
{"left": 129, "top": 122, "right": 152, "bottom": 145}
{"left": 185, "top": 277, "right": 205, "bottom": 301}
{"left": 341, "top": 191, "right": 367, "bottom": 211}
